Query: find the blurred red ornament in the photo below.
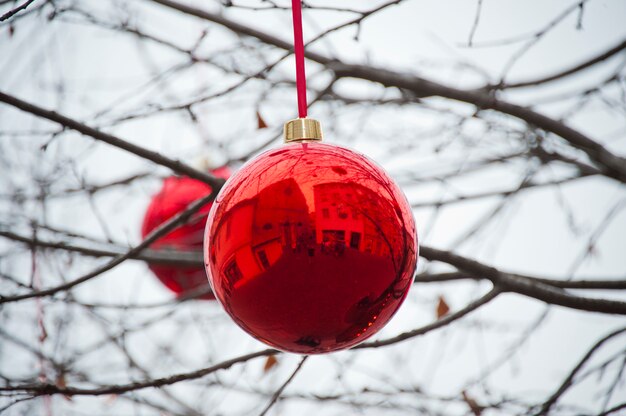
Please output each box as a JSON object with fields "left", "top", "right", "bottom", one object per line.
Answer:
{"left": 205, "top": 141, "right": 418, "bottom": 353}
{"left": 142, "top": 166, "right": 230, "bottom": 300}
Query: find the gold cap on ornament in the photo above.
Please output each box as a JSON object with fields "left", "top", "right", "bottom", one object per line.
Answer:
{"left": 284, "top": 118, "right": 323, "bottom": 143}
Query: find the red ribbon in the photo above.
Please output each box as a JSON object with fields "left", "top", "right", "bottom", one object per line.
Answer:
{"left": 291, "top": 0, "right": 307, "bottom": 118}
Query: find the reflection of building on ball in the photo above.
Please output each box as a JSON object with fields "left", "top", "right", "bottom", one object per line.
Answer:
{"left": 314, "top": 182, "right": 396, "bottom": 259}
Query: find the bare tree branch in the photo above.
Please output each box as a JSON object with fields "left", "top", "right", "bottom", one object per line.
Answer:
{"left": 415, "top": 271, "right": 626, "bottom": 290}
{"left": 599, "top": 402, "right": 626, "bottom": 416}
{"left": 148, "top": 0, "right": 626, "bottom": 183}
{"left": 467, "top": 0, "right": 483, "bottom": 47}
{"left": 356, "top": 287, "right": 501, "bottom": 349}
{"left": 1, "top": 2, "right": 624, "bottom": 414}
{"left": 491, "top": 38, "right": 626, "bottom": 90}
{"left": 0, "top": 91, "right": 224, "bottom": 189}
{"left": 0, "top": 288, "right": 498, "bottom": 397}
{"left": 0, "top": 0, "right": 35, "bottom": 21}
{"left": 0, "top": 230, "right": 202, "bottom": 266}
{"left": 258, "top": 356, "right": 308, "bottom": 416}
{"left": 0, "top": 191, "right": 217, "bottom": 304}
{"left": 535, "top": 326, "right": 626, "bottom": 415}
{"left": 420, "top": 246, "right": 626, "bottom": 315}
{"left": 2, "top": 223, "right": 625, "bottom": 312}
{"left": 0, "top": 348, "right": 277, "bottom": 396}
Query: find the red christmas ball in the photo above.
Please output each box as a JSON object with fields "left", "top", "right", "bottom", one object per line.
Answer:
{"left": 142, "top": 166, "right": 230, "bottom": 300}
{"left": 205, "top": 142, "right": 417, "bottom": 353}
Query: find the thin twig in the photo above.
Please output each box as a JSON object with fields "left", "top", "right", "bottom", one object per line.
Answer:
{"left": 0, "top": 349, "right": 278, "bottom": 396}
{"left": 0, "top": 91, "right": 223, "bottom": 189}
{"left": 535, "top": 327, "right": 626, "bottom": 415}
{"left": 420, "top": 246, "right": 626, "bottom": 315}
{"left": 0, "top": 191, "right": 217, "bottom": 304}
{"left": 467, "top": 0, "right": 483, "bottom": 47}
{"left": 148, "top": 0, "right": 626, "bottom": 183}
{"left": 258, "top": 356, "right": 309, "bottom": 416}
{"left": 492, "top": 38, "right": 626, "bottom": 90}
{"left": 0, "top": 0, "right": 35, "bottom": 21}
{"left": 356, "top": 287, "right": 501, "bottom": 348}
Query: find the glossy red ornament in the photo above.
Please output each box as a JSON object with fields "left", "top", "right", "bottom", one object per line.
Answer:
{"left": 204, "top": 142, "right": 417, "bottom": 353}
{"left": 142, "top": 166, "right": 230, "bottom": 300}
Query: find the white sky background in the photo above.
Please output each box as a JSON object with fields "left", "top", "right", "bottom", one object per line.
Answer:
{"left": 0, "top": 0, "right": 625, "bottom": 415}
